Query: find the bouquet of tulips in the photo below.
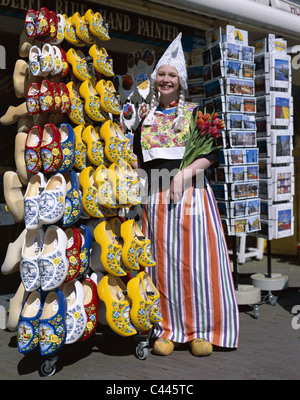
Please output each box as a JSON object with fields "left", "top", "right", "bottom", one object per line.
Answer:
{"left": 179, "top": 110, "right": 224, "bottom": 170}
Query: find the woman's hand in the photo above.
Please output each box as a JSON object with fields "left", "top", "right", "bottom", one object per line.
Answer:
{"left": 170, "top": 169, "right": 193, "bottom": 203}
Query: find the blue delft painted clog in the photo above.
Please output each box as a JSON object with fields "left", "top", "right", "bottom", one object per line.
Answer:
{"left": 62, "top": 280, "right": 87, "bottom": 344}
{"left": 39, "top": 225, "right": 69, "bottom": 291}
{"left": 76, "top": 224, "right": 93, "bottom": 279}
{"left": 17, "top": 290, "right": 43, "bottom": 354}
{"left": 39, "top": 173, "right": 67, "bottom": 225}
{"left": 39, "top": 289, "right": 67, "bottom": 356}
{"left": 24, "top": 172, "right": 47, "bottom": 230}
{"left": 20, "top": 228, "right": 44, "bottom": 292}
{"left": 57, "top": 123, "right": 76, "bottom": 174}
{"left": 61, "top": 170, "right": 82, "bottom": 227}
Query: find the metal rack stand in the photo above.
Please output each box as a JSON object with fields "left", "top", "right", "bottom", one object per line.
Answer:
{"left": 232, "top": 236, "right": 261, "bottom": 319}
{"left": 251, "top": 240, "right": 288, "bottom": 305}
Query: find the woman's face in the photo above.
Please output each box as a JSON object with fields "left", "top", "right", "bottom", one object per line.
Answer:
{"left": 155, "top": 65, "right": 180, "bottom": 99}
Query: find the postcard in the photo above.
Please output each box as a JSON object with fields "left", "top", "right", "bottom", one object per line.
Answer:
{"left": 256, "top": 95, "right": 270, "bottom": 116}
{"left": 272, "top": 166, "right": 294, "bottom": 202}
{"left": 226, "top": 25, "right": 248, "bottom": 46}
{"left": 259, "top": 178, "right": 273, "bottom": 199}
{"left": 211, "top": 43, "right": 222, "bottom": 62}
{"left": 230, "top": 200, "right": 248, "bottom": 218}
{"left": 241, "top": 46, "right": 254, "bottom": 62}
{"left": 259, "top": 158, "right": 272, "bottom": 179}
{"left": 225, "top": 43, "right": 241, "bottom": 60}
{"left": 231, "top": 181, "right": 259, "bottom": 200}
{"left": 247, "top": 199, "right": 261, "bottom": 215}
{"left": 246, "top": 165, "right": 259, "bottom": 181}
{"left": 255, "top": 74, "right": 270, "bottom": 95}
{"left": 242, "top": 63, "right": 255, "bottom": 79}
{"left": 247, "top": 215, "right": 261, "bottom": 233}
{"left": 208, "top": 27, "right": 222, "bottom": 46}
{"left": 260, "top": 199, "right": 273, "bottom": 220}
{"left": 203, "top": 65, "right": 212, "bottom": 82}
{"left": 202, "top": 48, "right": 211, "bottom": 65}
{"left": 257, "top": 219, "right": 274, "bottom": 240}
{"left": 227, "top": 78, "right": 255, "bottom": 96}
{"left": 204, "top": 78, "right": 223, "bottom": 98}
{"left": 225, "top": 60, "right": 242, "bottom": 77}
{"left": 256, "top": 116, "right": 271, "bottom": 137}
{"left": 245, "top": 148, "right": 259, "bottom": 164}
{"left": 216, "top": 167, "right": 228, "bottom": 183}
{"left": 217, "top": 201, "right": 229, "bottom": 218}
{"left": 271, "top": 129, "right": 293, "bottom": 164}
{"left": 243, "top": 97, "right": 256, "bottom": 113}
{"left": 229, "top": 130, "right": 256, "bottom": 147}
{"left": 226, "top": 95, "right": 243, "bottom": 112}
{"left": 257, "top": 137, "right": 271, "bottom": 158}
{"left": 270, "top": 53, "right": 291, "bottom": 89}
{"left": 228, "top": 148, "right": 245, "bottom": 165}
{"left": 273, "top": 202, "right": 294, "bottom": 239}
{"left": 211, "top": 96, "right": 225, "bottom": 113}
{"left": 232, "top": 218, "right": 248, "bottom": 235}
{"left": 212, "top": 60, "right": 223, "bottom": 79}
{"left": 228, "top": 113, "right": 243, "bottom": 130}
{"left": 253, "top": 38, "right": 267, "bottom": 55}
{"left": 211, "top": 183, "right": 228, "bottom": 200}
{"left": 254, "top": 53, "right": 270, "bottom": 75}
{"left": 188, "top": 80, "right": 204, "bottom": 97}
{"left": 243, "top": 114, "right": 256, "bottom": 130}
{"left": 229, "top": 166, "right": 246, "bottom": 182}
{"left": 270, "top": 92, "right": 291, "bottom": 126}
{"left": 187, "top": 65, "right": 203, "bottom": 81}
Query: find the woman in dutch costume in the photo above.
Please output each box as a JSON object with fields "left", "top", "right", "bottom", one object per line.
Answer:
{"left": 133, "top": 33, "right": 239, "bottom": 356}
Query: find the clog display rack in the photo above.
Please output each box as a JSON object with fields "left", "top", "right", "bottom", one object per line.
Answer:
{"left": 190, "top": 25, "right": 262, "bottom": 314}
{"left": 0, "top": 7, "right": 161, "bottom": 376}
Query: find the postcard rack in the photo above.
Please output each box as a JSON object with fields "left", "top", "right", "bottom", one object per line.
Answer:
{"left": 191, "top": 25, "right": 262, "bottom": 312}
{"left": 248, "top": 34, "right": 292, "bottom": 298}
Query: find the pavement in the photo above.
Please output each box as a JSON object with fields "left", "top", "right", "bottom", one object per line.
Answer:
{"left": 0, "top": 253, "right": 300, "bottom": 383}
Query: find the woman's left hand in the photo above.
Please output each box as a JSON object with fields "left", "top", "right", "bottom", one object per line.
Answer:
{"left": 170, "top": 169, "right": 193, "bottom": 203}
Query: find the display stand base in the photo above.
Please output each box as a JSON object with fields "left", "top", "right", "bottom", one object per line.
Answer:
{"left": 251, "top": 273, "right": 288, "bottom": 291}
{"left": 235, "top": 284, "right": 261, "bottom": 318}
{"left": 251, "top": 273, "right": 288, "bottom": 306}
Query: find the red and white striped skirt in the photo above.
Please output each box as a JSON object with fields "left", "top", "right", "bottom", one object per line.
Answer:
{"left": 142, "top": 182, "right": 239, "bottom": 348}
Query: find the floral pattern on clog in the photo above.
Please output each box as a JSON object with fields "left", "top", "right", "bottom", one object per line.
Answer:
{"left": 138, "top": 239, "right": 156, "bottom": 267}
{"left": 39, "top": 190, "right": 65, "bottom": 224}
{"left": 39, "top": 249, "right": 67, "bottom": 291}
{"left": 18, "top": 318, "right": 40, "bottom": 354}
{"left": 83, "top": 185, "right": 104, "bottom": 218}
{"left": 39, "top": 314, "right": 66, "bottom": 356}
{"left": 20, "top": 259, "right": 40, "bottom": 291}
{"left": 149, "top": 298, "right": 163, "bottom": 323}
{"left": 25, "top": 148, "right": 42, "bottom": 174}
{"left": 65, "top": 304, "right": 87, "bottom": 344}
{"left": 104, "top": 244, "right": 124, "bottom": 275}
{"left": 40, "top": 145, "right": 62, "bottom": 174}
{"left": 24, "top": 197, "right": 39, "bottom": 229}
{"left": 111, "top": 302, "right": 136, "bottom": 335}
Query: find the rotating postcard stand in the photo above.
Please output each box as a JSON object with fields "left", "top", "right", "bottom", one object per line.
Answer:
{"left": 249, "top": 33, "right": 292, "bottom": 304}
{"left": 200, "top": 24, "right": 262, "bottom": 318}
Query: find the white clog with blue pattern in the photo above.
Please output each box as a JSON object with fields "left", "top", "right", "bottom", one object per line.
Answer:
{"left": 20, "top": 228, "right": 44, "bottom": 292}
{"left": 24, "top": 173, "right": 47, "bottom": 230}
{"left": 62, "top": 279, "right": 87, "bottom": 344}
{"left": 39, "top": 225, "right": 69, "bottom": 291}
{"left": 39, "top": 173, "right": 66, "bottom": 225}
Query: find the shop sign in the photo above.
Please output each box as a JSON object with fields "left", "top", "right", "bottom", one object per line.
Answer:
{"left": 270, "top": 0, "right": 300, "bottom": 15}
{"left": 0, "top": 0, "right": 206, "bottom": 49}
